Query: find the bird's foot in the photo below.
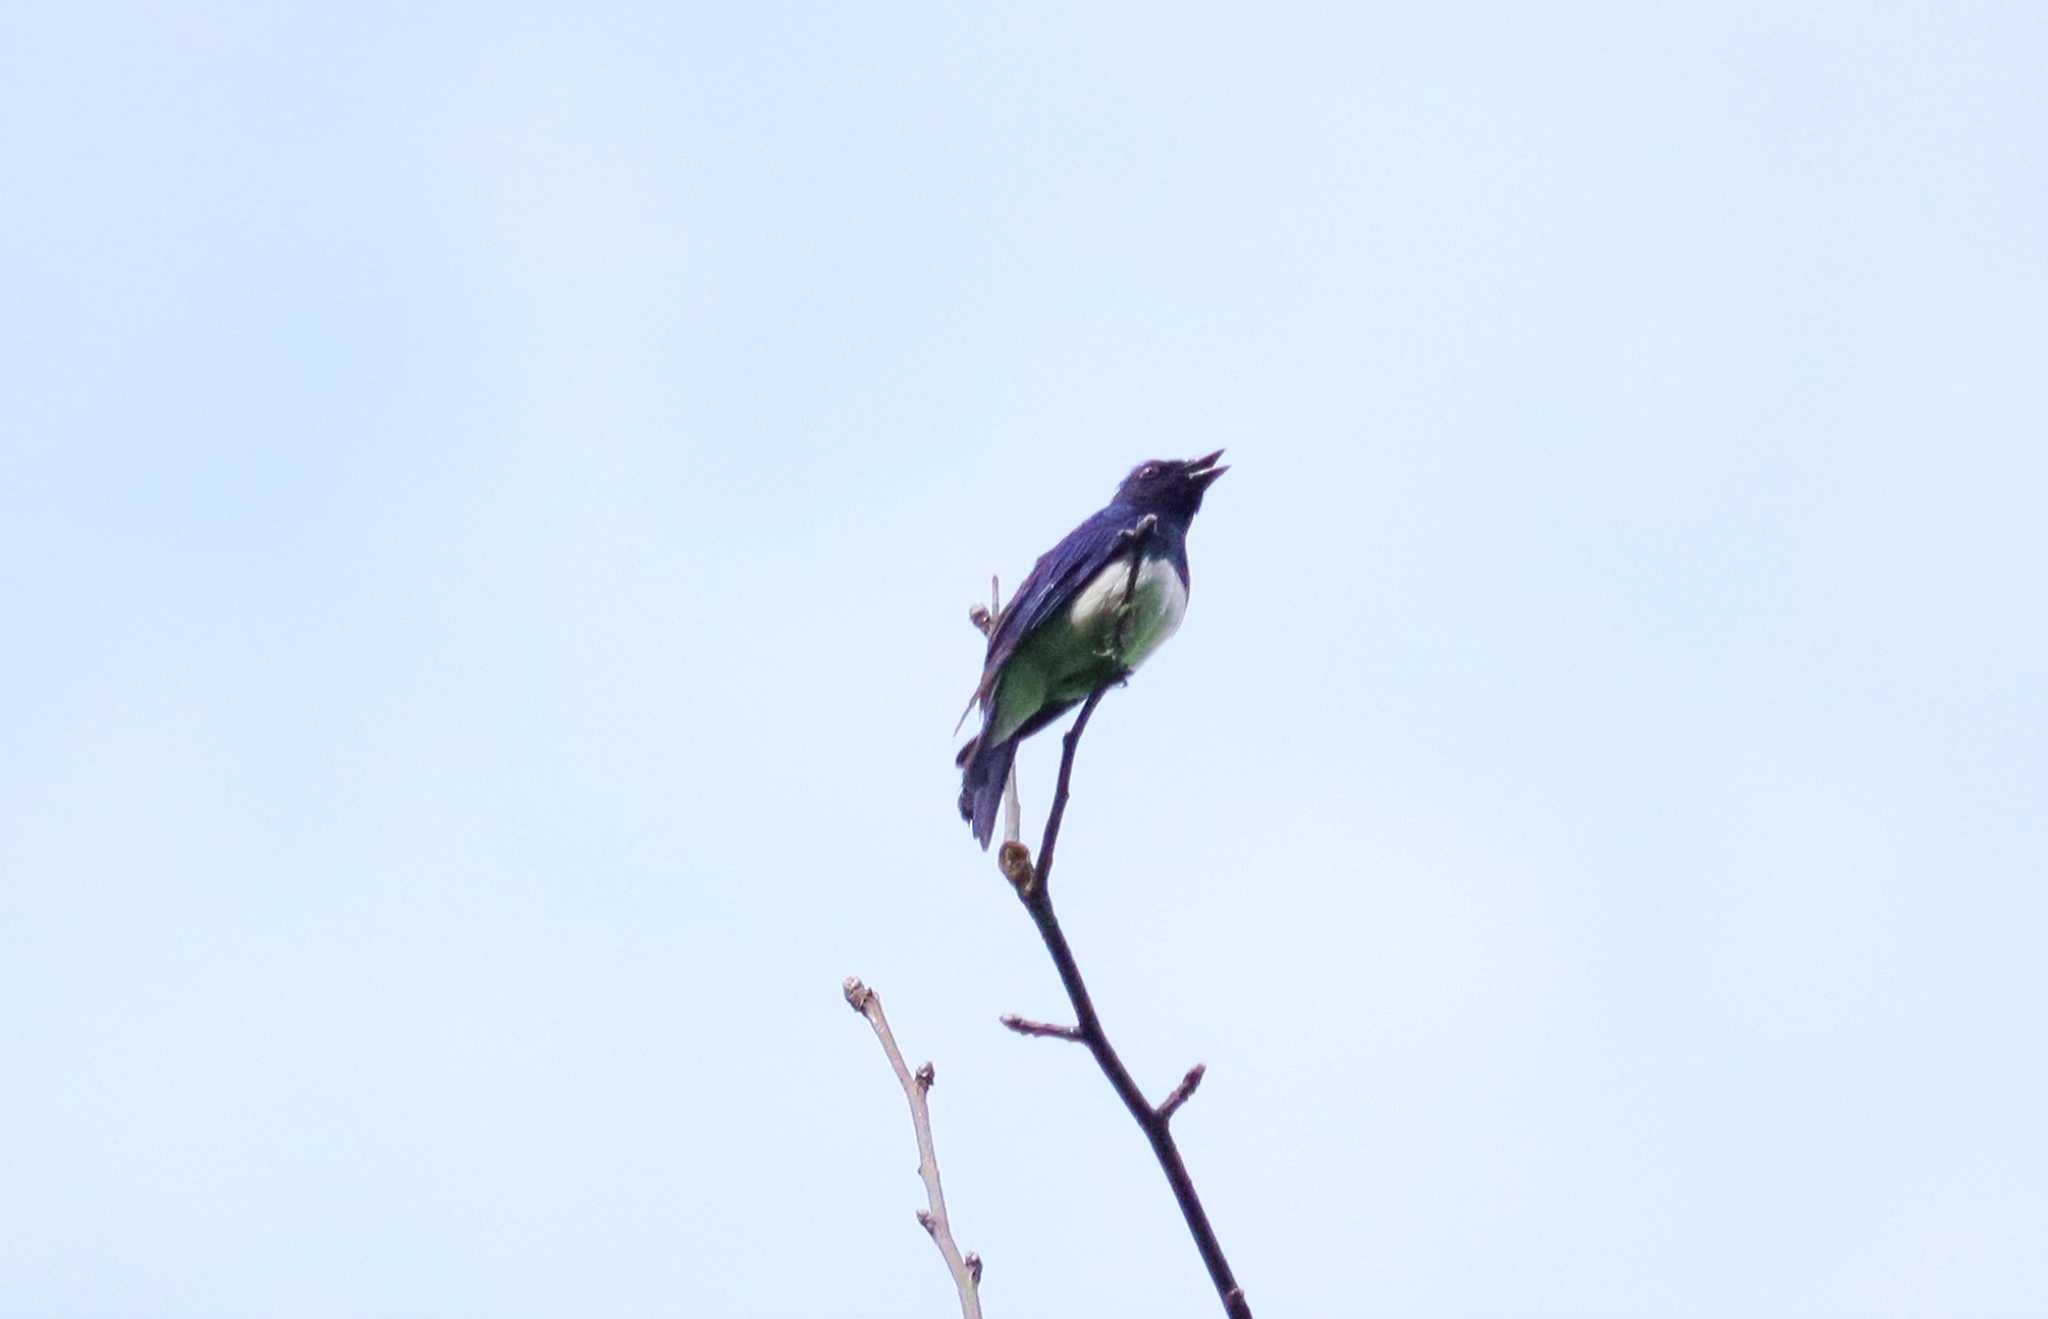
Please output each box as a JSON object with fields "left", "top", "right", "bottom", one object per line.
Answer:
{"left": 1116, "top": 513, "right": 1161, "bottom": 546}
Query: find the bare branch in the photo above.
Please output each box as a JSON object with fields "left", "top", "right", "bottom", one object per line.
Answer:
{"left": 843, "top": 978, "right": 983, "bottom": 1319}
{"left": 998, "top": 1013, "right": 1084, "bottom": 1041}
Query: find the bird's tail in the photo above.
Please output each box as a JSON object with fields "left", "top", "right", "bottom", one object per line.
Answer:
{"left": 956, "top": 732, "right": 1017, "bottom": 850}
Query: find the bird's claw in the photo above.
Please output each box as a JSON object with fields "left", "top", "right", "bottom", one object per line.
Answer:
{"left": 1117, "top": 513, "right": 1160, "bottom": 545}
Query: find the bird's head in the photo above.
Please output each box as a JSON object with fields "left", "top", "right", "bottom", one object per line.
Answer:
{"left": 1113, "top": 449, "right": 1228, "bottom": 518}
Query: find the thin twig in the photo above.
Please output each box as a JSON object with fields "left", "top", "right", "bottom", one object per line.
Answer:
{"left": 844, "top": 978, "right": 984, "bottom": 1319}
{"left": 998, "top": 1013, "right": 1084, "bottom": 1041}
{"left": 1158, "top": 1064, "right": 1207, "bottom": 1121}
{"left": 982, "top": 515, "right": 1254, "bottom": 1319}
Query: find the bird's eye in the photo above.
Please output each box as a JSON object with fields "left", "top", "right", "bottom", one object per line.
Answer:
{"left": 1139, "top": 464, "right": 1160, "bottom": 479}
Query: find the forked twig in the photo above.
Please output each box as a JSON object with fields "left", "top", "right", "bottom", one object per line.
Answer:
{"left": 844, "top": 978, "right": 984, "bottom": 1318}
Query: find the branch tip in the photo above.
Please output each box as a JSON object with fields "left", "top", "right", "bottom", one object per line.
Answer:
{"left": 1158, "top": 1063, "right": 1207, "bottom": 1120}
{"left": 842, "top": 976, "right": 872, "bottom": 1013}
{"left": 1000, "top": 1013, "right": 1083, "bottom": 1041}
{"left": 970, "top": 577, "right": 1003, "bottom": 639}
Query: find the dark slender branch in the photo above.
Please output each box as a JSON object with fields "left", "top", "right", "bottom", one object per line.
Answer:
{"left": 1024, "top": 684, "right": 1105, "bottom": 898}
{"left": 1002, "top": 683, "right": 1253, "bottom": 1319}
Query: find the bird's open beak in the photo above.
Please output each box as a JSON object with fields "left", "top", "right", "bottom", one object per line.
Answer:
{"left": 1187, "top": 448, "right": 1228, "bottom": 488}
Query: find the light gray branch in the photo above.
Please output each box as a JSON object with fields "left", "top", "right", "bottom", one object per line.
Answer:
{"left": 843, "top": 978, "right": 984, "bottom": 1318}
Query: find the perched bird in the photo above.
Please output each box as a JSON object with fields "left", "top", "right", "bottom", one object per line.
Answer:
{"left": 956, "top": 450, "right": 1228, "bottom": 847}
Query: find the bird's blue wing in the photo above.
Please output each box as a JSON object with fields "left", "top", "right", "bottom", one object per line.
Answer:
{"left": 969, "top": 507, "right": 1130, "bottom": 709}
{"left": 954, "top": 504, "right": 1135, "bottom": 845}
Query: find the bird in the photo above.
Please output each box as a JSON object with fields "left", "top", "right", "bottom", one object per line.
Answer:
{"left": 956, "top": 450, "right": 1227, "bottom": 847}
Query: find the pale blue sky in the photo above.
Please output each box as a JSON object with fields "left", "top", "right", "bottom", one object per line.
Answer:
{"left": 4, "top": 3, "right": 2045, "bottom": 1316}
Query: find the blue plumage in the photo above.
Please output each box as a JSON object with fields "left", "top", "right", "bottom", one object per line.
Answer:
{"left": 957, "top": 451, "right": 1227, "bottom": 847}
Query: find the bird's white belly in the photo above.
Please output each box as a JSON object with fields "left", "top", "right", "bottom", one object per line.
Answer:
{"left": 1067, "top": 553, "right": 1188, "bottom": 669}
